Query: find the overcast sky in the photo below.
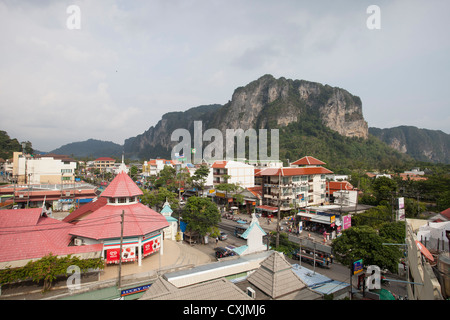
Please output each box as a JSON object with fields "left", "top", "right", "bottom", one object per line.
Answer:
{"left": 0, "top": 0, "right": 449, "bottom": 152}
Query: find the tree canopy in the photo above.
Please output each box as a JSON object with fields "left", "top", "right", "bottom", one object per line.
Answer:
{"left": 140, "top": 187, "right": 179, "bottom": 211}
{"left": 182, "top": 196, "right": 221, "bottom": 239}
{"left": 332, "top": 225, "right": 404, "bottom": 273}
{"left": 0, "top": 253, "right": 104, "bottom": 292}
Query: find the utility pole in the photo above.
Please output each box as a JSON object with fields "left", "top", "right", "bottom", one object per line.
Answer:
{"left": 276, "top": 171, "right": 281, "bottom": 248}
{"left": 118, "top": 210, "right": 125, "bottom": 288}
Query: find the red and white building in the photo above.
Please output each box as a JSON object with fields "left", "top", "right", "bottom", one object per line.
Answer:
{"left": 0, "top": 208, "right": 102, "bottom": 269}
{"left": 256, "top": 156, "right": 333, "bottom": 214}
{"left": 93, "top": 157, "right": 116, "bottom": 172}
{"left": 326, "top": 180, "right": 357, "bottom": 206}
{"left": 64, "top": 171, "right": 169, "bottom": 266}
{"left": 212, "top": 160, "right": 255, "bottom": 188}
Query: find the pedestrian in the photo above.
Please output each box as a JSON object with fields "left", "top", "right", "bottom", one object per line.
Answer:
{"left": 215, "top": 237, "right": 219, "bottom": 245}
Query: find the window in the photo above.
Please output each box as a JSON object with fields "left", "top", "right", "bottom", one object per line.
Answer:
{"left": 118, "top": 197, "right": 127, "bottom": 203}
{"left": 61, "top": 169, "right": 72, "bottom": 173}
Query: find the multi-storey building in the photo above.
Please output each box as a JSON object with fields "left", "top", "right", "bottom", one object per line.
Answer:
{"left": 93, "top": 157, "right": 116, "bottom": 172}
{"left": 212, "top": 160, "right": 255, "bottom": 188}
{"left": 256, "top": 156, "right": 332, "bottom": 213}
{"left": 142, "top": 159, "right": 180, "bottom": 177}
{"left": 12, "top": 152, "right": 77, "bottom": 184}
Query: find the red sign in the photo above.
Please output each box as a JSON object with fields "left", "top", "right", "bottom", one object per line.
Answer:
{"left": 143, "top": 237, "right": 161, "bottom": 257}
{"left": 122, "top": 247, "right": 136, "bottom": 262}
{"left": 106, "top": 248, "right": 120, "bottom": 264}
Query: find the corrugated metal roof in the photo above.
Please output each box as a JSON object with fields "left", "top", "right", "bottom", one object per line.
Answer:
{"left": 311, "top": 280, "right": 349, "bottom": 295}
{"left": 291, "top": 264, "right": 331, "bottom": 287}
{"left": 164, "top": 251, "right": 272, "bottom": 288}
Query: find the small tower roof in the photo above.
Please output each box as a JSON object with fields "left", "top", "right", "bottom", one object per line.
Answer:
{"left": 160, "top": 200, "right": 173, "bottom": 215}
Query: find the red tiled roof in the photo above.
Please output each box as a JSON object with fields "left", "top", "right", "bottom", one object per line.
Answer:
{"left": 69, "top": 203, "right": 169, "bottom": 240}
{"left": 0, "top": 209, "right": 102, "bottom": 263}
{"left": 256, "top": 205, "right": 278, "bottom": 212}
{"left": 101, "top": 172, "right": 143, "bottom": 198}
{"left": 441, "top": 208, "right": 450, "bottom": 220}
{"left": 95, "top": 157, "right": 115, "bottom": 161}
{"left": 256, "top": 167, "right": 333, "bottom": 176}
{"left": 63, "top": 197, "right": 108, "bottom": 223}
{"left": 211, "top": 161, "right": 227, "bottom": 169}
{"left": 148, "top": 159, "right": 175, "bottom": 166}
{"left": 291, "top": 156, "right": 326, "bottom": 166}
{"left": 327, "top": 181, "right": 354, "bottom": 192}
{"left": 247, "top": 186, "right": 262, "bottom": 199}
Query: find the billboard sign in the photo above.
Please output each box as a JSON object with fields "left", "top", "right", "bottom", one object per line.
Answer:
{"left": 353, "top": 259, "right": 363, "bottom": 275}
{"left": 343, "top": 215, "right": 352, "bottom": 230}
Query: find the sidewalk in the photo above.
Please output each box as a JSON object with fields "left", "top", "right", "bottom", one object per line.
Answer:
{"left": 99, "top": 239, "right": 214, "bottom": 281}
{"left": 0, "top": 239, "right": 214, "bottom": 300}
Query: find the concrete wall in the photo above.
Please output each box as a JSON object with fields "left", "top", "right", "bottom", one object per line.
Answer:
{"left": 406, "top": 220, "right": 443, "bottom": 300}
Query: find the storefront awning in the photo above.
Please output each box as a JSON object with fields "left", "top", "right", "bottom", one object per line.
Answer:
{"left": 297, "top": 212, "right": 333, "bottom": 225}
{"left": 256, "top": 205, "right": 278, "bottom": 212}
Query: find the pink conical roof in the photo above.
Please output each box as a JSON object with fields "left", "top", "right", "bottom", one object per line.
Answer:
{"left": 101, "top": 172, "right": 143, "bottom": 198}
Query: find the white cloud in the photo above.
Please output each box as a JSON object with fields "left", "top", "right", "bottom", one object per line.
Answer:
{"left": 0, "top": 0, "right": 449, "bottom": 152}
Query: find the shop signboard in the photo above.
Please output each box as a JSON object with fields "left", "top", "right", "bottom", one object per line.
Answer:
{"left": 121, "top": 246, "right": 136, "bottom": 262}
{"left": 353, "top": 259, "right": 363, "bottom": 275}
{"left": 330, "top": 215, "right": 335, "bottom": 227}
{"left": 121, "top": 284, "right": 152, "bottom": 297}
{"left": 343, "top": 215, "right": 352, "bottom": 230}
{"left": 106, "top": 248, "right": 120, "bottom": 264}
{"left": 143, "top": 236, "right": 161, "bottom": 257}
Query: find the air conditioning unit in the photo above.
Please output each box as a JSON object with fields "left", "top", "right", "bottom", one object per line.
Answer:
{"left": 74, "top": 238, "right": 84, "bottom": 246}
{"left": 247, "top": 287, "right": 256, "bottom": 299}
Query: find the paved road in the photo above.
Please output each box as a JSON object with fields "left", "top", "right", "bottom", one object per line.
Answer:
{"left": 217, "top": 216, "right": 408, "bottom": 299}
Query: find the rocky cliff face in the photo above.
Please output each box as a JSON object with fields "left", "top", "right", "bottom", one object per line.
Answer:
{"left": 369, "top": 126, "right": 450, "bottom": 164}
{"left": 124, "top": 75, "right": 369, "bottom": 159}
{"left": 209, "top": 75, "right": 368, "bottom": 139}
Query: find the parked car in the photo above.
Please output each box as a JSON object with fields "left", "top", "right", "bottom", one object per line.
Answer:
{"left": 219, "top": 232, "right": 228, "bottom": 241}
{"left": 214, "top": 247, "right": 235, "bottom": 259}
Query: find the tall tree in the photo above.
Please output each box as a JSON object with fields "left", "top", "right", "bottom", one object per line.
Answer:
{"left": 372, "top": 176, "right": 398, "bottom": 203}
{"left": 182, "top": 196, "right": 221, "bottom": 242}
{"left": 140, "top": 187, "right": 179, "bottom": 211}
{"left": 332, "top": 225, "right": 403, "bottom": 272}
{"left": 154, "top": 165, "right": 178, "bottom": 191}
{"left": 189, "top": 164, "right": 210, "bottom": 196}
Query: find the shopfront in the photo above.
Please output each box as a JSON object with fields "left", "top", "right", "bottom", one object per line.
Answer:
{"left": 103, "top": 232, "right": 163, "bottom": 265}
{"left": 256, "top": 205, "right": 278, "bottom": 218}
{"left": 297, "top": 211, "right": 337, "bottom": 239}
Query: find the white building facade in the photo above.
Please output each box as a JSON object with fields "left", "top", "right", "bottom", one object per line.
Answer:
{"left": 13, "top": 152, "right": 77, "bottom": 184}
{"left": 212, "top": 160, "right": 255, "bottom": 188}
